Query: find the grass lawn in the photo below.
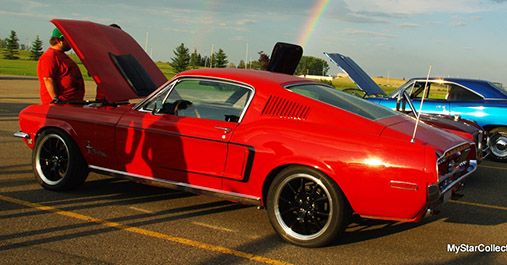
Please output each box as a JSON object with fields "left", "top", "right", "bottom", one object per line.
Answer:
{"left": 1, "top": 49, "right": 177, "bottom": 80}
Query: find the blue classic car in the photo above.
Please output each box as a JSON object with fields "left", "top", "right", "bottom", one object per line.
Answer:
{"left": 378, "top": 79, "right": 507, "bottom": 162}
{"left": 325, "top": 53, "right": 503, "bottom": 161}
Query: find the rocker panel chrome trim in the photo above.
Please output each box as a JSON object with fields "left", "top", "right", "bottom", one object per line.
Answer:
{"left": 89, "top": 165, "right": 262, "bottom": 206}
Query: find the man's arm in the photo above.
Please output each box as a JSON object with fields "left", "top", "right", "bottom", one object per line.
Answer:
{"left": 42, "top": 77, "right": 58, "bottom": 99}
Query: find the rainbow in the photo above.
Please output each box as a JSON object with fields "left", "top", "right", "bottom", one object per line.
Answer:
{"left": 296, "top": 0, "right": 332, "bottom": 49}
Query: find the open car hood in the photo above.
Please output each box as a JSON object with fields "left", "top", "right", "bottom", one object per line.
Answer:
{"left": 324, "top": 53, "right": 387, "bottom": 97}
{"left": 51, "top": 19, "right": 168, "bottom": 103}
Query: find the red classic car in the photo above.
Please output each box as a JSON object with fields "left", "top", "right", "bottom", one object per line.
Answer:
{"left": 15, "top": 19, "right": 477, "bottom": 247}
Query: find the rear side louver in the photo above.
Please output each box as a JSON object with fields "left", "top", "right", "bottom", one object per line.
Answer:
{"left": 262, "top": 95, "right": 310, "bottom": 120}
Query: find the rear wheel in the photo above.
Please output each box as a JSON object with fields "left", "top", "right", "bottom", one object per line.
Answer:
{"left": 32, "top": 129, "right": 89, "bottom": 191}
{"left": 489, "top": 127, "right": 507, "bottom": 162}
{"left": 267, "top": 166, "right": 351, "bottom": 247}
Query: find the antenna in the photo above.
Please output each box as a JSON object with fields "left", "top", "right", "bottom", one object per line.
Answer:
{"left": 410, "top": 65, "right": 432, "bottom": 143}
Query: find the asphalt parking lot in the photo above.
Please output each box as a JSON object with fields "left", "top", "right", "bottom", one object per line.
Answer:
{"left": 0, "top": 75, "right": 505, "bottom": 264}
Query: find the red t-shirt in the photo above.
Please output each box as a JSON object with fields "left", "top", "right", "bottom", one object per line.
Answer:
{"left": 37, "top": 48, "right": 85, "bottom": 104}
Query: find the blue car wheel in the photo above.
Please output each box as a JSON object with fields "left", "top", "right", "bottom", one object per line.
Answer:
{"left": 489, "top": 127, "right": 507, "bottom": 162}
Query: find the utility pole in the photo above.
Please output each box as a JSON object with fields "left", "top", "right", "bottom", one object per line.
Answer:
{"left": 245, "top": 42, "right": 248, "bottom": 69}
{"left": 210, "top": 43, "right": 214, "bottom": 68}
{"left": 144, "top": 32, "right": 149, "bottom": 52}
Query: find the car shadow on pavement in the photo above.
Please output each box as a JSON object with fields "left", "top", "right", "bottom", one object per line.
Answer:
{"left": 0, "top": 177, "right": 250, "bottom": 252}
{"left": 0, "top": 102, "right": 36, "bottom": 119}
{"left": 437, "top": 202, "right": 506, "bottom": 226}
{"left": 334, "top": 214, "right": 424, "bottom": 245}
{"left": 0, "top": 76, "right": 38, "bottom": 81}
{"left": 194, "top": 234, "right": 286, "bottom": 265}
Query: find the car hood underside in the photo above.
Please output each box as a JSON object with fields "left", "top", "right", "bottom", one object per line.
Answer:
{"left": 51, "top": 19, "right": 168, "bottom": 103}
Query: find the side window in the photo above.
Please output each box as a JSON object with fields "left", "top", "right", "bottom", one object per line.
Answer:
{"left": 446, "top": 85, "right": 482, "bottom": 101}
{"left": 145, "top": 79, "right": 252, "bottom": 122}
{"left": 412, "top": 82, "right": 449, "bottom": 100}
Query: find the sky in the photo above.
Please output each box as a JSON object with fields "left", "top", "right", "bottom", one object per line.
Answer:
{"left": 1, "top": 0, "right": 507, "bottom": 84}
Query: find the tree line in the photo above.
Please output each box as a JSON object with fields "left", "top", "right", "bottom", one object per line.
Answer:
{"left": 1, "top": 30, "right": 43, "bottom": 60}
{"left": 169, "top": 42, "right": 330, "bottom": 76}
{"left": 1, "top": 30, "right": 330, "bottom": 76}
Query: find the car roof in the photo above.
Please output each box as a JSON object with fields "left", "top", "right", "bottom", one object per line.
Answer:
{"left": 175, "top": 68, "right": 318, "bottom": 88}
{"left": 406, "top": 77, "right": 507, "bottom": 99}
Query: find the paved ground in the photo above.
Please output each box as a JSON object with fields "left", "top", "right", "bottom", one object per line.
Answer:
{"left": 0, "top": 75, "right": 505, "bottom": 264}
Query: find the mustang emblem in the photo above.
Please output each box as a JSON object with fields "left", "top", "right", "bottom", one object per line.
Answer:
{"left": 86, "top": 141, "right": 107, "bottom": 157}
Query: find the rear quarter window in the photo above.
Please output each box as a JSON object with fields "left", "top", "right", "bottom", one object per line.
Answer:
{"left": 287, "top": 83, "right": 399, "bottom": 120}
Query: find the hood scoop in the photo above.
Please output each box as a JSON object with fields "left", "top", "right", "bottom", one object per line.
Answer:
{"left": 262, "top": 95, "right": 310, "bottom": 120}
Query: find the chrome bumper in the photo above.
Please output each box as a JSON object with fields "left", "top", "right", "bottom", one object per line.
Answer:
{"left": 477, "top": 132, "right": 490, "bottom": 160}
{"left": 427, "top": 160, "right": 477, "bottom": 203}
{"left": 13, "top": 131, "right": 32, "bottom": 144}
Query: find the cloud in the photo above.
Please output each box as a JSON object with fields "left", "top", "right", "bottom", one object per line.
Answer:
{"left": 343, "top": 0, "right": 507, "bottom": 16}
{"left": 236, "top": 19, "right": 257, "bottom": 26}
{"left": 339, "top": 29, "right": 397, "bottom": 38}
{"left": 451, "top": 21, "right": 467, "bottom": 27}
{"left": 398, "top": 23, "right": 420, "bottom": 28}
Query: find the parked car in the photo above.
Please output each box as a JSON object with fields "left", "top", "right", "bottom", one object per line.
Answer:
{"left": 325, "top": 53, "right": 490, "bottom": 162}
{"left": 384, "top": 78, "right": 506, "bottom": 161}
{"left": 15, "top": 19, "right": 477, "bottom": 247}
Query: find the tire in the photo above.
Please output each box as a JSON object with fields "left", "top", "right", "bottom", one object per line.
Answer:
{"left": 32, "top": 129, "right": 89, "bottom": 191}
{"left": 489, "top": 127, "right": 507, "bottom": 162}
{"left": 266, "top": 166, "right": 351, "bottom": 247}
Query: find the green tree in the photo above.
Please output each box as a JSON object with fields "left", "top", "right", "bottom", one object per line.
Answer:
{"left": 169, "top": 43, "right": 190, "bottom": 73}
{"left": 249, "top": 60, "right": 261, "bottom": 70}
{"left": 4, "top": 30, "right": 20, "bottom": 60}
{"left": 213, "top": 48, "right": 228, "bottom": 68}
{"left": 295, "top": 56, "right": 330, "bottom": 76}
{"left": 189, "top": 49, "right": 201, "bottom": 69}
{"left": 30, "top": 35, "right": 44, "bottom": 61}
{"left": 238, "top": 60, "right": 246, "bottom": 69}
{"left": 257, "top": 51, "right": 270, "bottom": 70}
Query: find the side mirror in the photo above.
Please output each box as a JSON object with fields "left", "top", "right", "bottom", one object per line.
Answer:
{"left": 151, "top": 102, "right": 158, "bottom": 115}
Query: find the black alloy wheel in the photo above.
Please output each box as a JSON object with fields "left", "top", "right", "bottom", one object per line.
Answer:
{"left": 33, "top": 129, "right": 88, "bottom": 191}
{"left": 267, "top": 166, "right": 351, "bottom": 247}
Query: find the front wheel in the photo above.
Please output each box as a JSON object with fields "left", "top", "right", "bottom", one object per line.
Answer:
{"left": 32, "top": 129, "right": 89, "bottom": 191}
{"left": 266, "top": 166, "right": 351, "bottom": 247}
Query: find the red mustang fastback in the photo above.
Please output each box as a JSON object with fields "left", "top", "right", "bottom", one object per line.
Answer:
{"left": 15, "top": 19, "right": 477, "bottom": 247}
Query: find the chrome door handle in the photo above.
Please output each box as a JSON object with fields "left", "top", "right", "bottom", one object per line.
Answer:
{"left": 215, "top": 127, "right": 232, "bottom": 133}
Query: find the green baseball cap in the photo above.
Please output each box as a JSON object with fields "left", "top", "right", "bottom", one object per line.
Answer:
{"left": 51, "top": 28, "right": 63, "bottom": 38}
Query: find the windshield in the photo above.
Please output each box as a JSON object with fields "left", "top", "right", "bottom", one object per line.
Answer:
{"left": 388, "top": 82, "right": 410, "bottom": 98}
{"left": 391, "top": 79, "right": 507, "bottom": 98}
{"left": 490, "top": 82, "right": 507, "bottom": 96}
{"left": 287, "top": 83, "right": 399, "bottom": 120}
